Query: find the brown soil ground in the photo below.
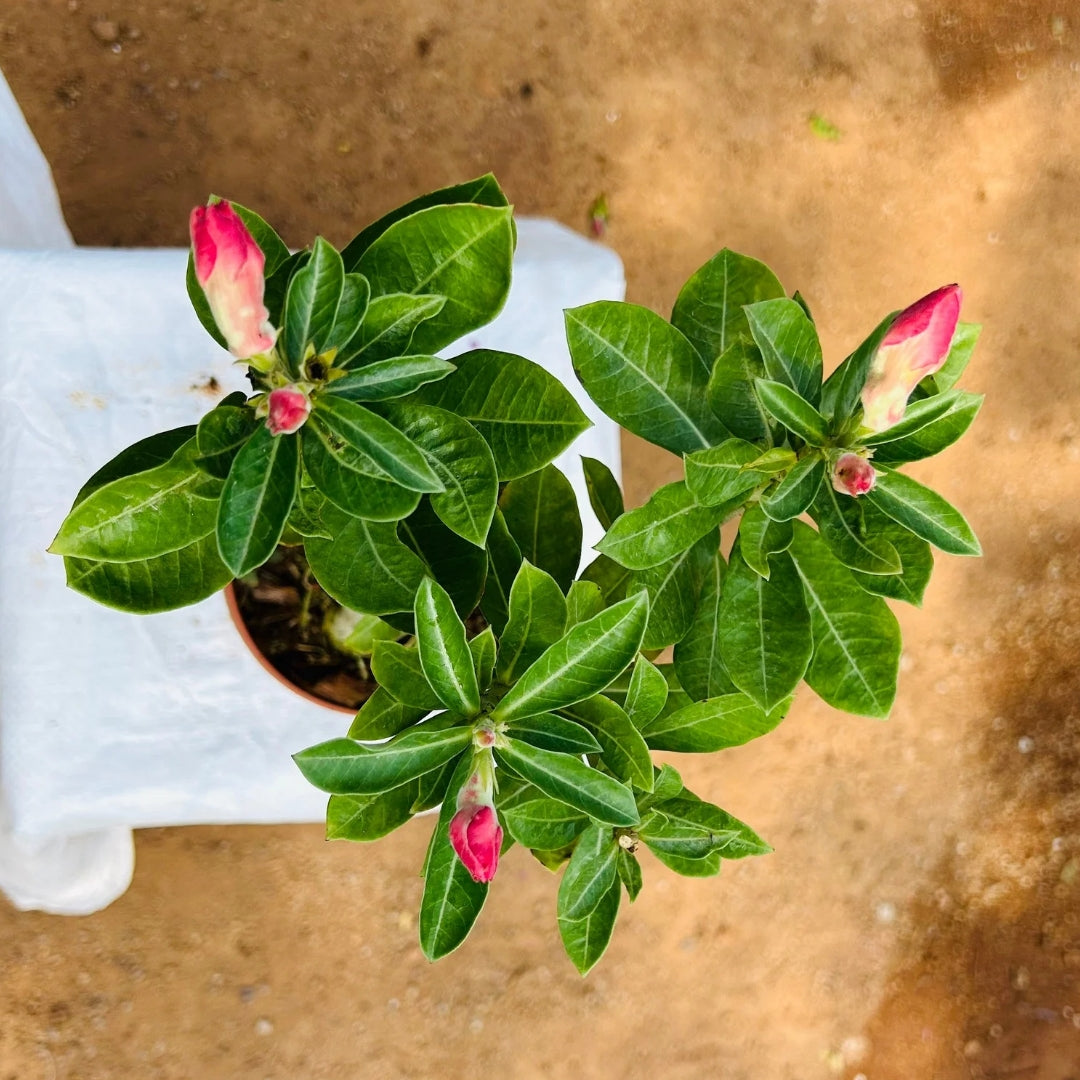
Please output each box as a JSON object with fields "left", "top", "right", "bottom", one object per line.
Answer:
{"left": 3, "top": 1, "right": 1080, "bottom": 1077}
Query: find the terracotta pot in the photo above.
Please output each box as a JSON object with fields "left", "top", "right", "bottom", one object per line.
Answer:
{"left": 223, "top": 581, "right": 356, "bottom": 714}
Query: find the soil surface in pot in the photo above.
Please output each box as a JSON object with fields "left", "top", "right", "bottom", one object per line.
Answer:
{"left": 231, "top": 545, "right": 377, "bottom": 710}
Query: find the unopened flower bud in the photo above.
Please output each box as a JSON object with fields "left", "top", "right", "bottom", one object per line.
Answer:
{"left": 860, "top": 284, "right": 962, "bottom": 433}
{"left": 448, "top": 765, "right": 502, "bottom": 883}
{"left": 266, "top": 386, "right": 311, "bottom": 436}
{"left": 832, "top": 452, "right": 876, "bottom": 497}
{"left": 189, "top": 200, "right": 277, "bottom": 360}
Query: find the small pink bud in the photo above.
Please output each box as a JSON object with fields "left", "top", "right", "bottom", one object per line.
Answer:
{"left": 449, "top": 803, "right": 503, "bottom": 883}
{"left": 832, "top": 452, "right": 877, "bottom": 497}
{"left": 266, "top": 386, "right": 311, "bottom": 436}
{"left": 189, "top": 200, "right": 277, "bottom": 359}
{"left": 860, "top": 284, "right": 962, "bottom": 433}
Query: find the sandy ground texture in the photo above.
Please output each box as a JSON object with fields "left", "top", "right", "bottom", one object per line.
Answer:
{"left": 2, "top": 1, "right": 1080, "bottom": 1077}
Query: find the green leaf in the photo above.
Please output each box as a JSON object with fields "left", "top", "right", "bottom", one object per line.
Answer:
{"left": 651, "top": 848, "right": 721, "bottom": 878}
{"left": 283, "top": 236, "right": 345, "bottom": 370}
{"left": 631, "top": 531, "right": 714, "bottom": 651}
{"left": 216, "top": 426, "right": 299, "bottom": 577}
{"left": 557, "top": 822, "right": 619, "bottom": 922}
{"left": 262, "top": 249, "right": 310, "bottom": 330}
{"left": 414, "top": 349, "right": 591, "bottom": 481}
{"left": 73, "top": 426, "right": 197, "bottom": 508}
{"left": 580, "top": 553, "right": 632, "bottom": 606}
{"left": 617, "top": 850, "right": 643, "bottom": 902}
{"left": 640, "top": 692, "right": 788, "bottom": 752}
{"left": 357, "top": 203, "right": 515, "bottom": 354}
{"left": 370, "top": 641, "right": 443, "bottom": 710}
{"left": 342, "top": 173, "right": 509, "bottom": 269}
{"left": 479, "top": 509, "right": 522, "bottom": 634}
{"left": 624, "top": 659, "right": 669, "bottom": 729}
{"left": 492, "top": 592, "right": 649, "bottom": 723}
{"left": 374, "top": 401, "right": 498, "bottom": 548}
{"left": 500, "top": 789, "right": 588, "bottom": 851}
{"left": 414, "top": 578, "right": 481, "bottom": 716}
{"left": 561, "top": 695, "right": 654, "bottom": 791}
{"left": 670, "top": 248, "right": 785, "bottom": 362}
{"left": 505, "top": 713, "right": 602, "bottom": 755}
{"left": 744, "top": 298, "right": 823, "bottom": 404}
{"left": 347, "top": 687, "right": 428, "bottom": 740}
{"left": 760, "top": 455, "right": 824, "bottom": 521}
{"left": 565, "top": 301, "right": 728, "bottom": 454}
{"left": 706, "top": 338, "right": 773, "bottom": 443}
{"left": 323, "top": 272, "right": 371, "bottom": 356}
{"left": 312, "top": 395, "right": 442, "bottom": 494}
{"left": 754, "top": 378, "right": 829, "bottom": 445}
{"left": 496, "top": 739, "right": 639, "bottom": 826}
{"left": 596, "top": 480, "right": 728, "bottom": 571}
{"left": 496, "top": 561, "right": 568, "bottom": 684}
{"left": 326, "top": 783, "right": 416, "bottom": 841}
{"left": 469, "top": 626, "right": 497, "bottom": 692}
{"left": 51, "top": 439, "right": 221, "bottom": 563}
{"left": 565, "top": 580, "right": 604, "bottom": 627}
{"left": 718, "top": 545, "right": 812, "bottom": 711}
{"left": 413, "top": 754, "right": 460, "bottom": 813}
{"left": 293, "top": 726, "right": 472, "bottom": 795}
{"left": 195, "top": 405, "right": 257, "bottom": 480}
{"left": 869, "top": 392, "right": 983, "bottom": 464}
{"left": 738, "top": 502, "right": 793, "bottom": 580}
{"left": 306, "top": 515, "right": 427, "bottom": 614}
{"left": 639, "top": 795, "right": 771, "bottom": 860}
{"left": 819, "top": 311, "right": 895, "bottom": 425}
{"left": 559, "top": 875, "right": 620, "bottom": 975}
{"left": 672, "top": 544, "right": 737, "bottom": 699}
{"left": 499, "top": 464, "right": 582, "bottom": 591}
{"left": 326, "top": 356, "right": 455, "bottom": 402}
{"left": 811, "top": 483, "right": 902, "bottom": 575}
{"left": 581, "top": 456, "right": 624, "bottom": 530}
{"left": 63, "top": 532, "right": 231, "bottom": 614}
{"left": 419, "top": 752, "right": 489, "bottom": 960}
{"left": 923, "top": 321, "right": 980, "bottom": 394}
{"left": 860, "top": 389, "right": 967, "bottom": 447}
{"left": 850, "top": 504, "right": 934, "bottom": 606}
{"left": 866, "top": 468, "right": 980, "bottom": 556}
{"left": 788, "top": 521, "right": 901, "bottom": 717}
{"left": 683, "top": 439, "right": 778, "bottom": 508}
{"left": 340, "top": 293, "right": 447, "bottom": 367}
{"left": 650, "top": 763, "right": 685, "bottom": 802}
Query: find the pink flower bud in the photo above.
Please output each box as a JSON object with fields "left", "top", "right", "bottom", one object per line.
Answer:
{"left": 266, "top": 386, "right": 311, "bottom": 436}
{"left": 449, "top": 802, "right": 503, "bottom": 883}
{"left": 189, "top": 201, "right": 277, "bottom": 359}
{"left": 860, "top": 284, "right": 962, "bottom": 433}
{"left": 831, "top": 452, "right": 876, "bottom": 497}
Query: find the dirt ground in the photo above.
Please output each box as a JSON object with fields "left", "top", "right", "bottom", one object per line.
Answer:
{"left": 2, "top": 1, "right": 1080, "bottom": 1077}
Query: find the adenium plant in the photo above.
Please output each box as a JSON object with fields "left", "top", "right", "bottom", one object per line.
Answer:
{"left": 50, "top": 175, "right": 982, "bottom": 974}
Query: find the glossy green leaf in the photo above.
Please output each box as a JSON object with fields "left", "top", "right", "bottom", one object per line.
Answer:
{"left": 414, "top": 349, "right": 591, "bottom": 481}
{"left": 641, "top": 692, "right": 789, "bottom": 752}
{"left": 479, "top": 509, "right": 522, "bottom": 634}
{"left": 718, "top": 545, "right": 812, "bottom": 711}
{"left": 672, "top": 544, "right": 737, "bottom": 699}
{"left": 565, "top": 580, "right": 604, "bottom": 627}
{"left": 597, "top": 480, "right": 729, "bottom": 571}
{"left": 348, "top": 687, "right": 428, "bottom": 740}
{"left": 322, "top": 272, "right": 371, "bottom": 356}
{"left": 788, "top": 521, "right": 901, "bottom": 717}
{"left": 581, "top": 456, "right": 625, "bottom": 530}
{"left": 557, "top": 822, "right": 619, "bottom": 922}
{"left": 861, "top": 389, "right": 968, "bottom": 447}
{"left": 866, "top": 468, "right": 980, "bottom": 556}
{"left": 684, "top": 439, "right": 774, "bottom": 508}
{"left": 419, "top": 752, "right": 489, "bottom": 960}
{"left": 495, "top": 739, "right": 639, "bottom": 826}
{"left": 580, "top": 553, "right": 632, "bottom": 606}
{"left": 500, "top": 789, "right": 588, "bottom": 851}
{"left": 744, "top": 298, "right": 823, "bottom": 404}
{"left": 340, "top": 292, "right": 447, "bottom": 367}
{"left": 283, "top": 237, "right": 345, "bottom": 370}
{"left": 869, "top": 392, "right": 983, "bottom": 464}
{"left": 499, "top": 464, "right": 582, "bottom": 591}
{"left": 565, "top": 301, "right": 728, "bottom": 454}
{"left": 706, "top": 338, "right": 773, "bottom": 443}
{"left": 293, "top": 725, "right": 472, "bottom": 795}
{"left": 617, "top": 850, "right": 642, "bottom": 902}
{"left": 216, "top": 426, "right": 299, "bottom": 577}
{"left": 754, "top": 378, "right": 829, "bottom": 445}
{"left": 631, "top": 531, "right": 714, "bottom": 651}
{"left": 850, "top": 504, "right": 934, "bottom": 606}
{"left": 559, "top": 874, "right": 620, "bottom": 975}
{"left": 561, "top": 695, "right": 654, "bottom": 791}
{"left": 413, "top": 754, "right": 460, "bottom": 813}
{"left": 73, "top": 426, "right": 197, "bottom": 508}
{"left": 738, "top": 502, "right": 793, "bottom": 580}
{"left": 505, "top": 713, "right": 602, "bottom": 755}
{"left": 496, "top": 561, "right": 568, "bottom": 684}
{"left": 819, "top": 311, "right": 895, "bottom": 425}
{"left": 624, "top": 659, "right": 669, "bottom": 729}
{"left": 924, "top": 321, "right": 980, "bottom": 394}
{"left": 195, "top": 405, "right": 257, "bottom": 480}
{"left": 760, "top": 455, "right": 824, "bottom": 521}
{"left": 492, "top": 592, "right": 649, "bottom": 723}
{"left": 469, "top": 626, "right": 497, "bottom": 692}
{"left": 262, "top": 249, "right": 309, "bottom": 330}
{"left": 414, "top": 577, "right": 481, "bottom": 716}
{"left": 370, "top": 641, "right": 443, "bottom": 710}
{"left": 670, "top": 248, "right": 785, "bottom": 362}
{"left": 326, "top": 356, "right": 456, "bottom": 402}
{"left": 326, "top": 783, "right": 416, "bottom": 841}
{"left": 357, "top": 203, "right": 515, "bottom": 354}
{"left": 639, "top": 795, "right": 771, "bottom": 860}
{"left": 306, "top": 514, "right": 427, "bottom": 614}
{"left": 811, "top": 483, "right": 902, "bottom": 575}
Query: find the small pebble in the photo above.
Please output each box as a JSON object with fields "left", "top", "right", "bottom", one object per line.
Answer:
{"left": 1018, "top": 736, "right": 1035, "bottom": 754}
{"left": 254, "top": 1018, "right": 273, "bottom": 1036}
{"left": 875, "top": 901, "right": 897, "bottom": 924}
{"left": 964, "top": 1039, "right": 982, "bottom": 1058}
{"left": 90, "top": 18, "right": 119, "bottom": 43}
{"left": 469, "top": 1017, "right": 484, "bottom": 1034}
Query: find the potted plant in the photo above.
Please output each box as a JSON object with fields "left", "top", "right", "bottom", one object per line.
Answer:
{"left": 50, "top": 176, "right": 982, "bottom": 973}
